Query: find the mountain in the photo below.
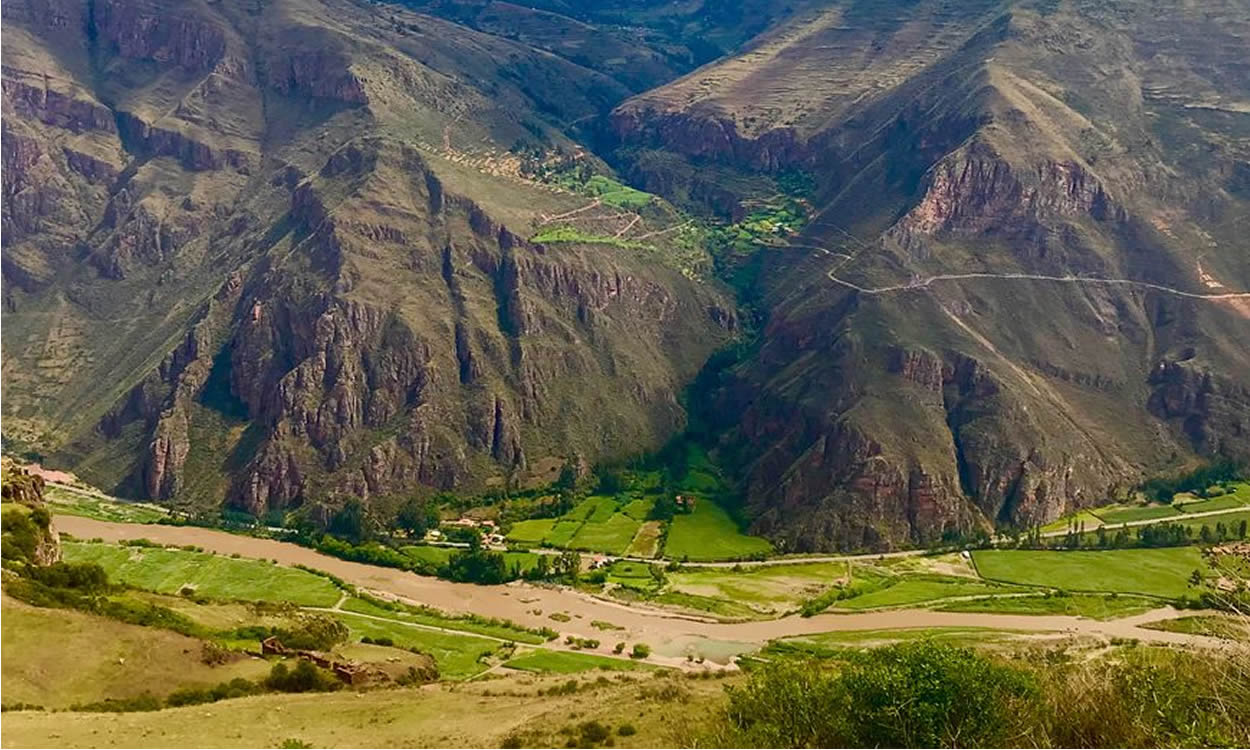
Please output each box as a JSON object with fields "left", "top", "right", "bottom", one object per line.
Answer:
{"left": 612, "top": 0, "right": 1250, "bottom": 550}
{"left": 1, "top": 0, "right": 743, "bottom": 517}
{"left": 4, "top": 0, "right": 1249, "bottom": 549}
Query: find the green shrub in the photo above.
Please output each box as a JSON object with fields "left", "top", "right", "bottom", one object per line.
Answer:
{"left": 722, "top": 641, "right": 1036, "bottom": 748}
{"left": 630, "top": 643, "right": 651, "bottom": 659}
{"left": 265, "top": 661, "right": 342, "bottom": 693}
{"left": 617, "top": 724, "right": 637, "bottom": 737}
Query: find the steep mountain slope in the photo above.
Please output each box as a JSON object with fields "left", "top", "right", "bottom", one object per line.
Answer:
{"left": 614, "top": 0, "right": 1250, "bottom": 550}
{"left": 1, "top": 0, "right": 735, "bottom": 516}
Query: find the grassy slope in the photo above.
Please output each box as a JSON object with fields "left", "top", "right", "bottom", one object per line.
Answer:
{"left": 0, "top": 671, "right": 731, "bottom": 748}
{"left": 0, "top": 597, "right": 270, "bottom": 708}
{"left": 972, "top": 547, "right": 1205, "bottom": 599}
{"left": 62, "top": 542, "right": 341, "bottom": 606}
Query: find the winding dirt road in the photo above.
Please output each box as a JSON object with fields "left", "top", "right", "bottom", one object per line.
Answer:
{"left": 55, "top": 516, "right": 1233, "bottom": 662}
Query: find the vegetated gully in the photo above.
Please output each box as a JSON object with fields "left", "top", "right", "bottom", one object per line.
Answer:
{"left": 55, "top": 517, "right": 1230, "bottom": 662}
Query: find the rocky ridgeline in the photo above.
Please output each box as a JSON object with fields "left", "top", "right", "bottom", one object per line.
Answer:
{"left": 0, "top": 462, "right": 62, "bottom": 567}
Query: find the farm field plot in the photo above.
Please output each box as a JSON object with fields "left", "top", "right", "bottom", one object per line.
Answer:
{"left": 45, "top": 486, "right": 168, "bottom": 523}
{"left": 339, "top": 597, "right": 547, "bottom": 644}
{"left": 403, "top": 545, "right": 453, "bottom": 566}
{"left": 63, "top": 542, "right": 341, "bottom": 606}
{"left": 505, "top": 518, "right": 556, "bottom": 544}
{"left": 1040, "top": 511, "right": 1103, "bottom": 533}
{"left": 568, "top": 513, "right": 640, "bottom": 555}
{"left": 502, "top": 649, "right": 659, "bottom": 674}
{"left": 768, "top": 626, "right": 1040, "bottom": 656}
{"left": 331, "top": 612, "right": 498, "bottom": 680}
{"left": 621, "top": 496, "right": 655, "bottom": 521}
{"left": 650, "top": 590, "right": 763, "bottom": 619}
{"left": 544, "top": 520, "right": 584, "bottom": 547}
{"left": 606, "top": 561, "right": 660, "bottom": 592}
{"left": 972, "top": 547, "right": 1205, "bottom": 599}
{"left": 663, "top": 500, "right": 772, "bottom": 561}
{"left": 624, "top": 520, "right": 663, "bottom": 558}
{"left": 830, "top": 576, "right": 1018, "bottom": 611}
{"left": 937, "top": 593, "right": 1158, "bottom": 620}
{"left": 1176, "top": 496, "right": 1248, "bottom": 514}
{"left": 1092, "top": 504, "right": 1180, "bottom": 524}
{"left": 584, "top": 496, "right": 619, "bottom": 523}
{"left": 668, "top": 562, "right": 844, "bottom": 613}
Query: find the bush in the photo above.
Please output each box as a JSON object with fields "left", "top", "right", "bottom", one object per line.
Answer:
{"left": 630, "top": 643, "right": 651, "bottom": 659}
{"left": 265, "top": 661, "right": 342, "bottom": 693}
{"left": 722, "top": 641, "right": 1036, "bottom": 748}
{"left": 617, "top": 724, "right": 637, "bottom": 737}
{"left": 284, "top": 614, "right": 350, "bottom": 651}
{"left": 578, "top": 721, "right": 611, "bottom": 745}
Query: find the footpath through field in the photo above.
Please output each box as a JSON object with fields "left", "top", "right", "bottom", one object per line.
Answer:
{"left": 55, "top": 516, "right": 1232, "bottom": 656}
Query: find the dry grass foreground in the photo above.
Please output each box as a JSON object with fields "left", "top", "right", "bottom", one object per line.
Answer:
{"left": 0, "top": 669, "right": 728, "bottom": 749}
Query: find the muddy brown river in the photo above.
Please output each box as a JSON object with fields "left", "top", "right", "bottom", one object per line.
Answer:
{"left": 54, "top": 516, "right": 1231, "bottom": 663}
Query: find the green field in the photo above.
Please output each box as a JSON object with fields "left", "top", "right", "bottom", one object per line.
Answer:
{"left": 972, "top": 547, "right": 1205, "bottom": 599}
{"left": 937, "top": 593, "right": 1159, "bottom": 620}
{"left": 767, "top": 626, "right": 1037, "bottom": 656}
{"left": 331, "top": 612, "right": 498, "bottom": 679}
{"left": 1176, "top": 496, "right": 1248, "bottom": 514}
{"left": 45, "top": 486, "right": 169, "bottom": 524}
{"left": 650, "top": 590, "right": 762, "bottom": 619}
{"left": 668, "top": 562, "right": 844, "bottom": 613}
{"left": 1139, "top": 614, "right": 1248, "bottom": 640}
{"left": 63, "top": 542, "right": 341, "bottom": 606}
{"left": 506, "top": 518, "right": 556, "bottom": 544}
{"left": 564, "top": 496, "right": 606, "bottom": 522}
{"left": 830, "top": 576, "right": 1016, "bottom": 611}
{"left": 402, "top": 545, "right": 453, "bottom": 566}
{"left": 1092, "top": 504, "right": 1181, "bottom": 524}
{"left": 545, "top": 520, "right": 583, "bottom": 547}
{"left": 583, "top": 175, "right": 654, "bottom": 209}
{"left": 621, "top": 497, "right": 655, "bottom": 521}
{"left": 1175, "top": 509, "right": 1250, "bottom": 533}
{"left": 502, "top": 649, "right": 659, "bottom": 674}
{"left": 584, "top": 496, "right": 619, "bottom": 523}
{"left": 340, "top": 597, "right": 547, "bottom": 644}
{"left": 663, "top": 501, "right": 772, "bottom": 561}
{"left": 568, "top": 513, "right": 641, "bottom": 555}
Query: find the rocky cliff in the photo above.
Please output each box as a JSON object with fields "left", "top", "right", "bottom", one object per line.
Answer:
{"left": 2, "top": 0, "right": 734, "bottom": 518}
{"left": 620, "top": 0, "right": 1250, "bottom": 550}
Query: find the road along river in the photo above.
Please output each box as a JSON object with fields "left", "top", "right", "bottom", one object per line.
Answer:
{"left": 55, "top": 516, "right": 1233, "bottom": 664}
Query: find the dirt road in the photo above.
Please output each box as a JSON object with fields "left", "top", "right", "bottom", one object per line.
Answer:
{"left": 55, "top": 516, "right": 1232, "bottom": 660}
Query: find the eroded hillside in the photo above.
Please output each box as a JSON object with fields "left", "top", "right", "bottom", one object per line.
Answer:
{"left": 613, "top": 0, "right": 1250, "bottom": 550}
{"left": 1, "top": 0, "right": 738, "bottom": 516}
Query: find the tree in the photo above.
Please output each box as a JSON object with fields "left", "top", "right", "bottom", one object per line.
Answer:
{"left": 554, "top": 550, "right": 581, "bottom": 581}
{"left": 650, "top": 494, "right": 677, "bottom": 522}
{"left": 596, "top": 468, "right": 624, "bottom": 495}
{"left": 555, "top": 459, "right": 578, "bottom": 493}
{"left": 396, "top": 498, "right": 438, "bottom": 537}
{"left": 328, "top": 499, "right": 369, "bottom": 544}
